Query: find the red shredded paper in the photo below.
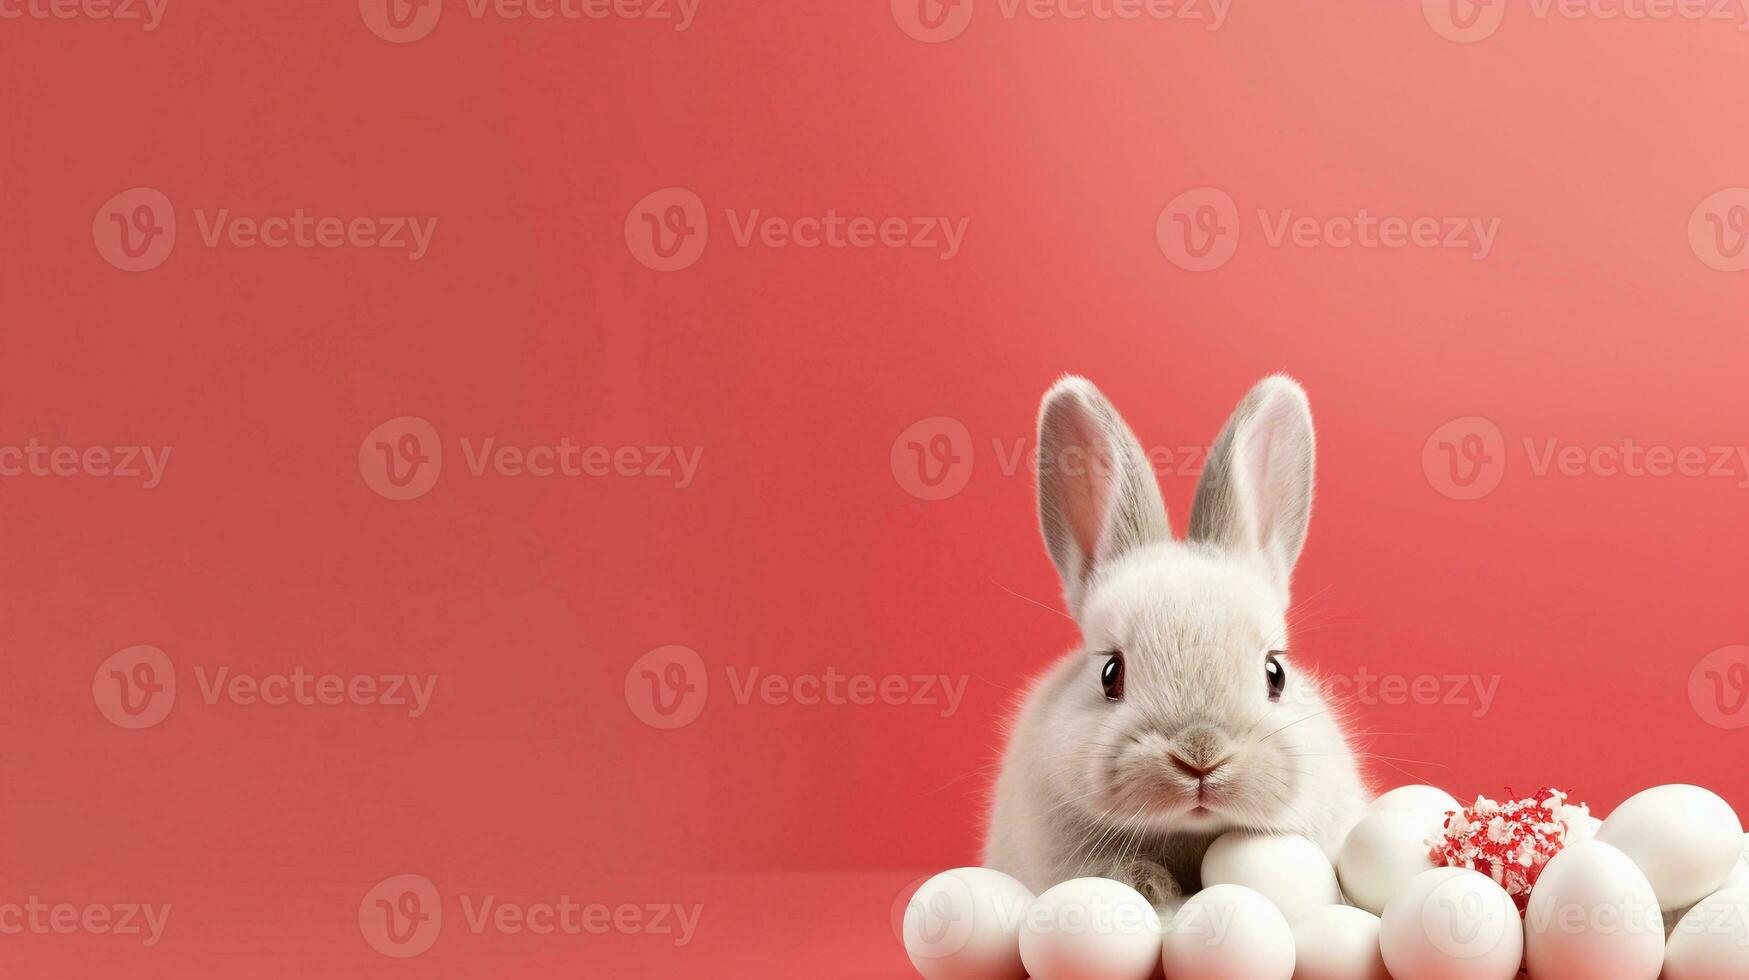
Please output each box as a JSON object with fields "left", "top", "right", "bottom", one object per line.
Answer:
{"left": 1428, "top": 787, "right": 1593, "bottom": 914}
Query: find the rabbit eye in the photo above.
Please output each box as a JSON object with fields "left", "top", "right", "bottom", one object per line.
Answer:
{"left": 1100, "top": 652, "right": 1124, "bottom": 702}
{"left": 1265, "top": 651, "right": 1286, "bottom": 702}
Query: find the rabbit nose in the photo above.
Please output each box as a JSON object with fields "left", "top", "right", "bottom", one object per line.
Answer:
{"left": 1170, "top": 726, "right": 1230, "bottom": 778}
{"left": 1169, "top": 754, "right": 1225, "bottom": 780}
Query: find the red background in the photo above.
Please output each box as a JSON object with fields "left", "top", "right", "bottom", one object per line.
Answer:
{"left": 5, "top": 1, "right": 1749, "bottom": 975}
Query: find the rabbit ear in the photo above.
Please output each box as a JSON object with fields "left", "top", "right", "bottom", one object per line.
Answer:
{"left": 1036, "top": 376, "right": 1169, "bottom": 615}
{"left": 1188, "top": 374, "right": 1316, "bottom": 596}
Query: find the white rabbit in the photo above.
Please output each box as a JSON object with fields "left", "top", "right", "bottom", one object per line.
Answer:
{"left": 983, "top": 374, "right": 1368, "bottom": 909}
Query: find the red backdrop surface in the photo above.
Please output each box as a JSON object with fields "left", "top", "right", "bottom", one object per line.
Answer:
{"left": 4, "top": 1, "right": 1749, "bottom": 975}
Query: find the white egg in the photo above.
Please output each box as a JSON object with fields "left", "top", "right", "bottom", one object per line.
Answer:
{"left": 903, "top": 868, "right": 1034, "bottom": 980}
{"left": 1290, "top": 904, "right": 1389, "bottom": 980}
{"left": 1597, "top": 785, "right": 1743, "bottom": 910}
{"left": 1523, "top": 839, "right": 1664, "bottom": 980}
{"left": 1017, "top": 877, "right": 1160, "bottom": 980}
{"left": 1379, "top": 867, "right": 1523, "bottom": 980}
{"left": 1337, "top": 809, "right": 1440, "bottom": 915}
{"left": 1370, "top": 784, "right": 1461, "bottom": 821}
{"left": 1201, "top": 832, "right": 1340, "bottom": 923}
{"left": 1160, "top": 883, "right": 1295, "bottom": 980}
{"left": 1665, "top": 886, "right": 1749, "bottom": 980}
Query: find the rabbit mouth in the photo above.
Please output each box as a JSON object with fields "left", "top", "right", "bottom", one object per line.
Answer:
{"left": 1109, "top": 772, "right": 1239, "bottom": 825}
{"left": 1116, "top": 753, "right": 1301, "bottom": 833}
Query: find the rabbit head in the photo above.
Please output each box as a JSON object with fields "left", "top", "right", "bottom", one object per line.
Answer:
{"left": 1028, "top": 374, "right": 1359, "bottom": 841}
